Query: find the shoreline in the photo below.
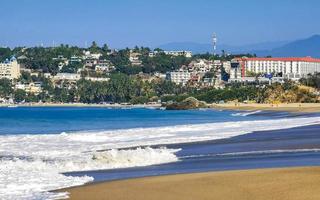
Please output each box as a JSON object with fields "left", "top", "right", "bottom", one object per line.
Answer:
{"left": 0, "top": 102, "right": 162, "bottom": 108}
{"left": 59, "top": 166, "right": 320, "bottom": 200}
{"left": 1, "top": 102, "right": 320, "bottom": 113}
{"left": 211, "top": 102, "right": 320, "bottom": 113}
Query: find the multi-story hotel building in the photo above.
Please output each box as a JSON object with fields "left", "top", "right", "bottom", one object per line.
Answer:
{"left": 0, "top": 56, "right": 21, "bottom": 79}
{"left": 166, "top": 70, "right": 191, "bottom": 86}
{"left": 231, "top": 57, "right": 320, "bottom": 80}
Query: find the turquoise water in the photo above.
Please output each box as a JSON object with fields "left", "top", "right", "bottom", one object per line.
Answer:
{"left": 0, "top": 107, "right": 270, "bottom": 135}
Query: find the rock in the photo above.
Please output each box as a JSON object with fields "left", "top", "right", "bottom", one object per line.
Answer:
{"left": 165, "top": 97, "right": 208, "bottom": 110}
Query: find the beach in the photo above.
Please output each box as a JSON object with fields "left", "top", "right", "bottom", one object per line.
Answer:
{"left": 212, "top": 102, "right": 320, "bottom": 113}
{"left": 61, "top": 166, "right": 320, "bottom": 200}
{"left": 2, "top": 102, "right": 320, "bottom": 113}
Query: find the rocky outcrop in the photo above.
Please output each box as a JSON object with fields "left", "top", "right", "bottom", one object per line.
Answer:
{"left": 165, "top": 97, "right": 208, "bottom": 110}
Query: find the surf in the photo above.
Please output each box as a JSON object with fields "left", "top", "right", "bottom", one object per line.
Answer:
{"left": 1, "top": 115, "right": 320, "bottom": 199}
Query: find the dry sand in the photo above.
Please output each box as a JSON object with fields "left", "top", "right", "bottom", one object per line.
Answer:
{"left": 212, "top": 103, "right": 320, "bottom": 113}
{"left": 60, "top": 167, "right": 320, "bottom": 200}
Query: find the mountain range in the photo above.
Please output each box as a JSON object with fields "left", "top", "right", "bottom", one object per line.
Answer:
{"left": 157, "top": 35, "right": 320, "bottom": 58}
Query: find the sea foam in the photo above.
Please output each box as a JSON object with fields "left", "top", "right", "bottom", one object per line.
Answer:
{"left": 0, "top": 116, "right": 320, "bottom": 199}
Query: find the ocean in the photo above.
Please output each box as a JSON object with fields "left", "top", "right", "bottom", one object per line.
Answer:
{"left": 0, "top": 107, "right": 320, "bottom": 199}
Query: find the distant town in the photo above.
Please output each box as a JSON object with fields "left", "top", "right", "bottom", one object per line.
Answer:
{"left": 0, "top": 41, "right": 320, "bottom": 106}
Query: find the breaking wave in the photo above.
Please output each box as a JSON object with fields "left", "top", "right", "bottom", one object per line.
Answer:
{"left": 231, "top": 110, "right": 262, "bottom": 116}
{"left": 0, "top": 147, "right": 179, "bottom": 200}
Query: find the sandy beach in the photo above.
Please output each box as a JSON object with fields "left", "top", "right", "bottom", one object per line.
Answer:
{"left": 212, "top": 103, "right": 320, "bottom": 113}
{"left": 60, "top": 167, "right": 320, "bottom": 200}
{"left": 2, "top": 102, "right": 320, "bottom": 113}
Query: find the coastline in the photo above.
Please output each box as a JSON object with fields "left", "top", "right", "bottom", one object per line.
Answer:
{"left": 211, "top": 102, "right": 320, "bottom": 113}
{"left": 0, "top": 102, "right": 162, "bottom": 108}
{"left": 59, "top": 166, "right": 320, "bottom": 200}
{"left": 2, "top": 102, "right": 320, "bottom": 113}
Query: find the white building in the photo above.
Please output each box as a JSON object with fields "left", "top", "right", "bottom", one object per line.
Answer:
{"left": 95, "top": 59, "right": 115, "bottom": 72}
{"left": 0, "top": 57, "right": 21, "bottom": 79}
{"left": 187, "top": 59, "right": 213, "bottom": 73}
{"left": 150, "top": 50, "right": 192, "bottom": 58}
{"left": 222, "top": 61, "right": 231, "bottom": 73}
{"left": 164, "top": 51, "right": 192, "bottom": 58}
{"left": 233, "top": 57, "right": 320, "bottom": 80}
{"left": 166, "top": 70, "right": 191, "bottom": 86}
{"left": 53, "top": 73, "right": 81, "bottom": 81}
{"left": 70, "top": 56, "right": 82, "bottom": 63}
{"left": 83, "top": 51, "right": 102, "bottom": 60}
{"left": 15, "top": 82, "right": 42, "bottom": 94}
{"left": 85, "top": 77, "right": 110, "bottom": 82}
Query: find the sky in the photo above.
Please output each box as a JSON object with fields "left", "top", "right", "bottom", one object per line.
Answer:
{"left": 1, "top": 0, "right": 320, "bottom": 48}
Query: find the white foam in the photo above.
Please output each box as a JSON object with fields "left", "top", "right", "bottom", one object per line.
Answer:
{"left": 0, "top": 116, "right": 320, "bottom": 199}
{"left": 181, "top": 148, "right": 320, "bottom": 159}
{"left": 0, "top": 147, "right": 179, "bottom": 200}
{"left": 231, "top": 110, "right": 262, "bottom": 116}
{"left": 218, "top": 148, "right": 320, "bottom": 156}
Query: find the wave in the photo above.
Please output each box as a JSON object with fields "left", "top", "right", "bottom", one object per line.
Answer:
{"left": 180, "top": 148, "right": 320, "bottom": 160}
{"left": 231, "top": 110, "right": 262, "bottom": 116}
{"left": 217, "top": 148, "right": 320, "bottom": 156}
{"left": 0, "top": 147, "right": 179, "bottom": 200}
{"left": 1, "top": 116, "right": 320, "bottom": 199}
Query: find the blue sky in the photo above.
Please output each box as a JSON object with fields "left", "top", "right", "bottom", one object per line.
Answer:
{"left": 1, "top": 0, "right": 320, "bottom": 48}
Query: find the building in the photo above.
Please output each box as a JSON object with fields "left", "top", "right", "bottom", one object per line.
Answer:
{"left": 129, "top": 51, "right": 142, "bottom": 66}
{"left": 84, "top": 58, "right": 99, "bottom": 69}
{"left": 229, "top": 60, "right": 242, "bottom": 79}
{"left": 83, "top": 51, "right": 102, "bottom": 60}
{"left": 166, "top": 70, "right": 191, "bottom": 86}
{"left": 70, "top": 56, "right": 82, "bottom": 63}
{"left": 0, "top": 56, "right": 21, "bottom": 79}
{"left": 232, "top": 57, "right": 320, "bottom": 80}
{"left": 95, "top": 59, "right": 115, "bottom": 73}
{"left": 187, "top": 59, "right": 213, "bottom": 73}
{"left": 222, "top": 61, "right": 231, "bottom": 73}
{"left": 53, "top": 73, "right": 81, "bottom": 82}
{"left": 15, "top": 82, "right": 42, "bottom": 94}
{"left": 149, "top": 50, "right": 192, "bottom": 58}
{"left": 164, "top": 51, "right": 192, "bottom": 58}
{"left": 85, "top": 77, "right": 110, "bottom": 82}
{"left": 53, "top": 55, "right": 69, "bottom": 70}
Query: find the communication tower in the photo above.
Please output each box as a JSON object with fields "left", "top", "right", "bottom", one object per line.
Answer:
{"left": 212, "top": 33, "right": 217, "bottom": 56}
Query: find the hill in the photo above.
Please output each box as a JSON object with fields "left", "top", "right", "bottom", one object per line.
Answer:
{"left": 157, "top": 41, "right": 288, "bottom": 54}
{"left": 255, "top": 35, "right": 320, "bottom": 57}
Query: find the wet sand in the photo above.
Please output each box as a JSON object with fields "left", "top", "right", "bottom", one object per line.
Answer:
{"left": 60, "top": 166, "right": 320, "bottom": 200}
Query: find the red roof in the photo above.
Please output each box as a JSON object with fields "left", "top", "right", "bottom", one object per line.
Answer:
{"left": 238, "top": 57, "right": 320, "bottom": 63}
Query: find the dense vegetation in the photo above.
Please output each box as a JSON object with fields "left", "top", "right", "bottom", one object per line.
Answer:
{"left": 0, "top": 73, "right": 185, "bottom": 103}
{"left": 300, "top": 73, "right": 320, "bottom": 89}
{"left": 1, "top": 74, "right": 318, "bottom": 104}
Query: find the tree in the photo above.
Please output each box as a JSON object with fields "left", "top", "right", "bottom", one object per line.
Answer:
{"left": 19, "top": 71, "right": 33, "bottom": 83}
{"left": 0, "top": 47, "right": 12, "bottom": 62}
{"left": 0, "top": 78, "right": 13, "bottom": 98}
{"left": 102, "top": 44, "right": 109, "bottom": 52}
{"left": 89, "top": 41, "right": 101, "bottom": 53}
{"left": 14, "top": 89, "right": 26, "bottom": 102}
{"left": 60, "top": 62, "right": 83, "bottom": 73}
